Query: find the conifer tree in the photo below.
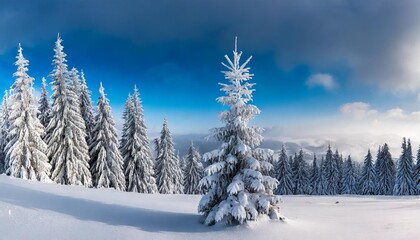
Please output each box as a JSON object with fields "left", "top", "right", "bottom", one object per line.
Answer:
{"left": 394, "top": 138, "right": 416, "bottom": 195}
{"left": 0, "top": 91, "right": 11, "bottom": 173}
{"left": 309, "top": 154, "right": 321, "bottom": 195}
{"left": 122, "top": 86, "right": 157, "bottom": 193}
{"left": 5, "top": 45, "right": 51, "bottom": 181}
{"left": 89, "top": 83, "right": 125, "bottom": 190}
{"left": 198, "top": 39, "right": 281, "bottom": 225}
{"left": 359, "top": 149, "right": 376, "bottom": 195}
{"left": 292, "top": 149, "right": 309, "bottom": 194}
{"left": 416, "top": 147, "right": 420, "bottom": 194}
{"left": 334, "top": 150, "right": 343, "bottom": 194}
{"left": 183, "top": 142, "right": 203, "bottom": 194}
{"left": 376, "top": 144, "right": 395, "bottom": 195}
{"left": 46, "top": 35, "right": 92, "bottom": 186}
{"left": 318, "top": 156, "right": 327, "bottom": 195}
{"left": 78, "top": 70, "right": 95, "bottom": 148}
{"left": 341, "top": 155, "right": 357, "bottom": 194}
{"left": 274, "top": 146, "right": 294, "bottom": 195}
{"left": 155, "top": 119, "right": 183, "bottom": 194}
{"left": 37, "top": 77, "right": 51, "bottom": 129}
{"left": 253, "top": 148, "right": 275, "bottom": 178}
{"left": 324, "top": 145, "right": 340, "bottom": 195}
{"left": 70, "top": 68, "right": 81, "bottom": 95}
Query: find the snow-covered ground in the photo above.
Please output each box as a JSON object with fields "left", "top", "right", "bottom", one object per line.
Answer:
{"left": 0, "top": 175, "right": 419, "bottom": 240}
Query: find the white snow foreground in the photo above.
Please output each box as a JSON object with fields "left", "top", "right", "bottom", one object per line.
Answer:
{"left": 0, "top": 175, "right": 419, "bottom": 240}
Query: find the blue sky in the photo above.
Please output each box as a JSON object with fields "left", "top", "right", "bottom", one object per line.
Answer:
{"left": 2, "top": 0, "right": 420, "bottom": 159}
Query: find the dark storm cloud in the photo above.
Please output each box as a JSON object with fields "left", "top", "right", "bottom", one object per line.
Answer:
{"left": 1, "top": 0, "right": 420, "bottom": 91}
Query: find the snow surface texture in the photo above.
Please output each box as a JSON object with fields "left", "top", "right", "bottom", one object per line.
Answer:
{"left": 0, "top": 175, "right": 419, "bottom": 240}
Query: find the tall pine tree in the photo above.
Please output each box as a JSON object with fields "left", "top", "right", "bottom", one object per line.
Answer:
{"left": 359, "top": 149, "right": 376, "bottom": 195}
{"left": 46, "top": 35, "right": 92, "bottom": 186}
{"left": 122, "top": 86, "right": 157, "bottom": 193}
{"left": 376, "top": 143, "right": 395, "bottom": 195}
{"left": 309, "top": 154, "right": 321, "bottom": 195}
{"left": 183, "top": 142, "right": 203, "bottom": 194}
{"left": 394, "top": 138, "right": 416, "bottom": 195}
{"left": 274, "top": 146, "right": 294, "bottom": 195}
{"left": 292, "top": 149, "right": 309, "bottom": 194}
{"left": 323, "top": 145, "right": 340, "bottom": 195}
{"left": 89, "top": 83, "right": 125, "bottom": 190}
{"left": 5, "top": 45, "right": 51, "bottom": 181}
{"left": 37, "top": 77, "right": 51, "bottom": 129}
{"left": 416, "top": 146, "right": 420, "bottom": 194}
{"left": 198, "top": 39, "right": 281, "bottom": 225}
{"left": 0, "top": 91, "right": 11, "bottom": 173}
{"left": 155, "top": 119, "right": 183, "bottom": 194}
{"left": 341, "top": 155, "right": 357, "bottom": 194}
{"left": 78, "top": 70, "right": 95, "bottom": 148}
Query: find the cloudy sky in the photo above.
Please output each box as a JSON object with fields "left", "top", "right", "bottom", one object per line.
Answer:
{"left": 1, "top": 0, "right": 420, "bottom": 159}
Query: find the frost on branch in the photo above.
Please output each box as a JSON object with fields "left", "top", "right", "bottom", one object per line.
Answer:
{"left": 198, "top": 38, "right": 282, "bottom": 226}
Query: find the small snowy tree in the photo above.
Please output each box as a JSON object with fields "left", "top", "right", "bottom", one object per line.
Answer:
{"left": 183, "top": 142, "right": 204, "bottom": 194}
{"left": 78, "top": 70, "right": 95, "bottom": 148}
{"left": 292, "top": 149, "right": 309, "bottom": 194}
{"left": 394, "top": 138, "right": 416, "bottom": 195}
{"left": 0, "top": 91, "right": 11, "bottom": 173}
{"left": 359, "top": 149, "right": 376, "bottom": 195}
{"left": 274, "top": 146, "right": 294, "bottom": 195}
{"left": 416, "top": 147, "right": 420, "bottom": 194}
{"left": 89, "top": 83, "right": 125, "bottom": 190}
{"left": 198, "top": 39, "right": 281, "bottom": 225}
{"left": 46, "top": 35, "right": 92, "bottom": 186}
{"left": 309, "top": 154, "right": 321, "bottom": 195}
{"left": 155, "top": 119, "right": 183, "bottom": 194}
{"left": 37, "top": 77, "right": 51, "bottom": 129}
{"left": 5, "top": 45, "right": 51, "bottom": 181}
{"left": 122, "top": 86, "right": 157, "bottom": 193}
{"left": 341, "top": 155, "right": 357, "bottom": 194}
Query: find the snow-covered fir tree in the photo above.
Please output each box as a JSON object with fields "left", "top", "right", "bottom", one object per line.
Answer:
{"left": 334, "top": 150, "right": 343, "bottom": 194}
{"left": 253, "top": 148, "right": 275, "bottom": 178}
{"left": 341, "top": 155, "right": 357, "bottom": 194}
{"left": 183, "top": 142, "right": 203, "bottom": 194}
{"left": 318, "top": 156, "right": 327, "bottom": 195}
{"left": 155, "top": 119, "right": 183, "bottom": 194}
{"left": 274, "top": 146, "right": 294, "bottom": 195}
{"left": 121, "top": 86, "right": 157, "bottom": 193}
{"left": 46, "top": 35, "right": 92, "bottom": 186}
{"left": 323, "top": 145, "right": 340, "bottom": 195}
{"left": 393, "top": 138, "right": 416, "bottom": 195}
{"left": 376, "top": 144, "right": 395, "bottom": 195}
{"left": 198, "top": 39, "right": 281, "bottom": 225}
{"left": 359, "top": 149, "right": 376, "bottom": 195}
{"left": 0, "top": 91, "right": 11, "bottom": 173}
{"left": 89, "top": 83, "right": 125, "bottom": 190}
{"left": 78, "top": 70, "right": 95, "bottom": 148}
{"left": 416, "top": 147, "right": 420, "bottom": 193}
{"left": 292, "top": 149, "right": 309, "bottom": 194}
{"left": 309, "top": 154, "right": 321, "bottom": 195}
{"left": 5, "top": 45, "right": 51, "bottom": 181}
{"left": 37, "top": 77, "right": 51, "bottom": 129}
{"left": 70, "top": 68, "right": 81, "bottom": 96}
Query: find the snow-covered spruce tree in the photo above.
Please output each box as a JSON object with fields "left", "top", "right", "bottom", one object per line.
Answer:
{"left": 0, "top": 91, "right": 11, "bottom": 173}
{"left": 323, "top": 145, "right": 340, "bottom": 195}
{"left": 359, "top": 149, "right": 376, "bottom": 195}
{"left": 394, "top": 138, "right": 416, "bottom": 195}
{"left": 79, "top": 70, "right": 95, "bottom": 148}
{"left": 5, "top": 45, "right": 51, "bottom": 181}
{"left": 274, "top": 146, "right": 294, "bottom": 195}
{"left": 155, "top": 119, "right": 183, "bottom": 194}
{"left": 341, "top": 155, "right": 357, "bottom": 194}
{"left": 309, "top": 154, "right": 321, "bottom": 195}
{"left": 318, "top": 156, "right": 327, "bottom": 195}
{"left": 292, "top": 149, "right": 309, "bottom": 194}
{"left": 376, "top": 144, "right": 395, "bottom": 195}
{"left": 416, "top": 147, "right": 420, "bottom": 194}
{"left": 183, "top": 142, "right": 204, "bottom": 194}
{"left": 334, "top": 151, "right": 343, "bottom": 194}
{"left": 89, "top": 83, "right": 125, "bottom": 190}
{"left": 46, "top": 35, "right": 92, "bottom": 186}
{"left": 253, "top": 148, "right": 275, "bottom": 178}
{"left": 122, "top": 86, "right": 157, "bottom": 193}
{"left": 198, "top": 39, "right": 281, "bottom": 225}
{"left": 70, "top": 68, "right": 81, "bottom": 96}
{"left": 37, "top": 77, "right": 51, "bottom": 129}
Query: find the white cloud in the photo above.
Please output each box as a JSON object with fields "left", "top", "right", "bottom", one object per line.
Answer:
{"left": 339, "top": 102, "right": 378, "bottom": 120}
{"left": 305, "top": 73, "right": 338, "bottom": 91}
